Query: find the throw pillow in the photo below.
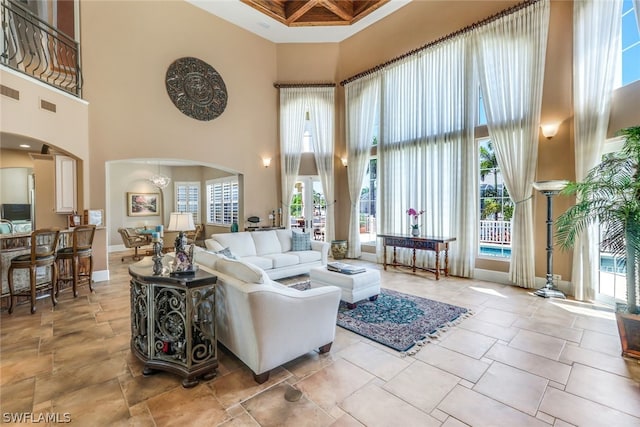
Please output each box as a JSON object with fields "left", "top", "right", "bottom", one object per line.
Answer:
{"left": 216, "top": 247, "right": 237, "bottom": 259}
{"left": 216, "top": 258, "right": 264, "bottom": 284}
{"left": 291, "top": 231, "right": 311, "bottom": 251}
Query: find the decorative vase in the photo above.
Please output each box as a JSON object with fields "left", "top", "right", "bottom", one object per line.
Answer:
{"left": 331, "top": 240, "right": 348, "bottom": 259}
{"left": 411, "top": 227, "right": 420, "bottom": 237}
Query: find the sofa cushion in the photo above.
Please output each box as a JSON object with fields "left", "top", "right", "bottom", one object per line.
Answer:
{"left": 194, "top": 250, "right": 223, "bottom": 270}
{"left": 292, "top": 250, "right": 322, "bottom": 264}
{"left": 205, "top": 239, "right": 224, "bottom": 251}
{"left": 275, "top": 229, "right": 293, "bottom": 252}
{"left": 251, "top": 230, "right": 282, "bottom": 255}
{"left": 240, "top": 256, "right": 273, "bottom": 271}
{"left": 292, "top": 231, "right": 311, "bottom": 251}
{"left": 264, "top": 253, "right": 300, "bottom": 269}
{"left": 213, "top": 232, "right": 257, "bottom": 257}
{"left": 216, "top": 258, "right": 265, "bottom": 284}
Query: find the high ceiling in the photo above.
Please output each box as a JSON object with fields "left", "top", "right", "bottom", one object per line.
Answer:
{"left": 187, "top": 0, "right": 411, "bottom": 43}
{"left": 239, "top": 0, "right": 390, "bottom": 27}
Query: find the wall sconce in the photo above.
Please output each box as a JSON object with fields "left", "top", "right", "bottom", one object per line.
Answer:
{"left": 540, "top": 123, "right": 560, "bottom": 139}
{"left": 262, "top": 157, "right": 271, "bottom": 168}
{"left": 341, "top": 157, "right": 348, "bottom": 167}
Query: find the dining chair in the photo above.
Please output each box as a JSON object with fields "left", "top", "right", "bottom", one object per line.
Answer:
{"left": 7, "top": 228, "right": 60, "bottom": 314}
{"left": 56, "top": 225, "right": 96, "bottom": 297}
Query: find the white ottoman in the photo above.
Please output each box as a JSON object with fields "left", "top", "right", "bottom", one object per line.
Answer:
{"left": 310, "top": 266, "right": 381, "bottom": 309}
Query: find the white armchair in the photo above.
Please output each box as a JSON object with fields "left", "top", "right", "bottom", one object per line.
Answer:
{"left": 194, "top": 250, "right": 341, "bottom": 383}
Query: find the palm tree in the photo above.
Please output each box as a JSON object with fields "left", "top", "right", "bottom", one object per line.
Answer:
{"left": 556, "top": 126, "right": 640, "bottom": 315}
{"left": 480, "top": 140, "right": 499, "bottom": 220}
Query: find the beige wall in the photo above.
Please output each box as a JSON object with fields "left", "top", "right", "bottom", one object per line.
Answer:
{"left": 322, "top": 0, "right": 638, "bottom": 284}
{"left": 81, "top": 0, "right": 279, "bottom": 255}
{"left": 0, "top": 149, "right": 34, "bottom": 168}
{"left": 87, "top": 0, "right": 638, "bottom": 285}
{"left": 3, "top": 0, "right": 639, "bottom": 288}
{"left": 106, "top": 162, "right": 235, "bottom": 247}
{"left": 0, "top": 68, "right": 103, "bottom": 271}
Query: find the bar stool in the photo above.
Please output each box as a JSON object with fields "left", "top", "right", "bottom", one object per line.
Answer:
{"left": 8, "top": 228, "right": 60, "bottom": 314}
{"left": 56, "top": 225, "right": 96, "bottom": 297}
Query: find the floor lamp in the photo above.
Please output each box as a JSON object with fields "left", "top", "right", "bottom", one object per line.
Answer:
{"left": 532, "top": 180, "right": 568, "bottom": 298}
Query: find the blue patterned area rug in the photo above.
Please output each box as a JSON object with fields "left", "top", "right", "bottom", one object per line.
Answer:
{"left": 289, "top": 282, "right": 470, "bottom": 355}
{"left": 336, "top": 288, "right": 469, "bottom": 355}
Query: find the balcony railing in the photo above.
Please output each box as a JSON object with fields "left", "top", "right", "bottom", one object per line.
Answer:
{"left": 479, "top": 220, "right": 512, "bottom": 245}
{"left": 1, "top": 0, "right": 81, "bottom": 96}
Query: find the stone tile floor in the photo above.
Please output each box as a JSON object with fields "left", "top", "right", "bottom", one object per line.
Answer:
{"left": 1, "top": 252, "right": 639, "bottom": 426}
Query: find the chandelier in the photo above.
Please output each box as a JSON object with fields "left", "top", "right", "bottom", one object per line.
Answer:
{"left": 149, "top": 174, "right": 171, "bottom": 189}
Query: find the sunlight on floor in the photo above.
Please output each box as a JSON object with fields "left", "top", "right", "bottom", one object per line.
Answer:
{"left": 469, "top": 286, "right": 508, "bottom": 298}
{"left": 550, "top": 300, "right": 616, "bottom": 320}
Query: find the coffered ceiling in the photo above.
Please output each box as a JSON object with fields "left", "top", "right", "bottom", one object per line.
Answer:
{"left": 187, "top": 0, "right": 411, "bottom": 43}
{"left": 239, "top": 0, "right": 390, "bottom": 27}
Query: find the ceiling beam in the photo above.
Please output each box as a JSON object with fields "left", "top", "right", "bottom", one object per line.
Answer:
{"left": 285, "top": 0, "right": 320, "bottom": 25}
{"left": 241, "top": 0, "right": 393, "bottom": 27}
{"left": 321, "top": 0, "right": 354, "bottom": 23}
{"left": 352, "top": 0, "right": 390, "bottom": 23}
{"left": 240, "top": 0, "right": 287, "bottom": 24}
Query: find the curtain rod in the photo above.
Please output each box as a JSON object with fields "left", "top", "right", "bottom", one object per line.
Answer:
{"left": 340, "top": 0, "right": 540, "bottom": 86}
{"left": 273, "top": 83, "right": 336, "bottom": 88}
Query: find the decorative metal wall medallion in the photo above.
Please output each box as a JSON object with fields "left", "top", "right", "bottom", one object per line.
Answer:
{"left": 165, "top": 57, "right": 228, "bottom": 121}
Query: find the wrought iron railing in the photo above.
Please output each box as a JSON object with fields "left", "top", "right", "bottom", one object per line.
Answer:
{"left": 1, "top": 0, "right": 81, "bottom": 96}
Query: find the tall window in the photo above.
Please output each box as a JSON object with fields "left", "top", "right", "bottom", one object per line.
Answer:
{"left": 290, "top": 177, "right": 327, "bottom": 240}
{"left": 621, "top": 0, "right": 640, "bottom": 86}
{"left": 598, "top": 137, "right": 627, "bottom": 303}
{"left": 206, "top": 177, "right": 238, "bottom": 226}
{"left": 359, "top": 158, "right": 377, "bottom": 244}
{"left": 478, "top": 138, "right": 513, "bottom": 258}
{"left": 302, "top": 129, "right": 313, "bottom": 152}
{"left": 478, "top": 88, "right": 487, "bottom": 126}
{"left": 175, "top": 182, "right": 200, "bottom": 224}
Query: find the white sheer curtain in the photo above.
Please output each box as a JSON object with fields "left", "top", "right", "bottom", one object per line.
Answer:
{"left": 571, "top": 0, "right": 622, "bottom": 301}
{"left": 376, "top": 36, "right": 477, "bottom": 277}
{"left": 344, "top": 75, "right": 381, "bottom": 258}
{"left": 308, "top": 87, "right": 336, "bottom": 243}
{"left": 473, "top": 0, "right": 549, "bottom": 288}
{"left": 279, "top": 88, "right": 307, "bottom": 229}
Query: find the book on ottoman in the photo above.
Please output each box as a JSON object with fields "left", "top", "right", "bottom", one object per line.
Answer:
{"left": 327, "top": 262, "right": 366, "bottom": 275}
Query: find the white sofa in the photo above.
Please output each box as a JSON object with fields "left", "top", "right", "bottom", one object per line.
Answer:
{"left": 204, "top": 230, "right": 329, "bottom": 280}
{"left": 193, "top": 249, "right": 341, "bottom": 383}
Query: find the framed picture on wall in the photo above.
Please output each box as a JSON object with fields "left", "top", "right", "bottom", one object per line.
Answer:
{"left": 127, "top": 192, "right": 159, "bottom": 216}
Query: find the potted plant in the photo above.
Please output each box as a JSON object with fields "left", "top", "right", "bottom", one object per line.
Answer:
{"left": 556, "top": 126, "right": 640, "bottom": 359}
{"left": 406, "top": 208, "right": 425, "bottom": 237}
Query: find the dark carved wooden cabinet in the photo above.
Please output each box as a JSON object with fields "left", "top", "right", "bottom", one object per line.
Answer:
{"left": 129, "top": 261, "right": 217, "bottom": 387}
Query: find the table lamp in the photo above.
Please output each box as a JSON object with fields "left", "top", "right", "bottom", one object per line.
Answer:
{"left": 167, "top": 212, "right": 196, "bottom": 275}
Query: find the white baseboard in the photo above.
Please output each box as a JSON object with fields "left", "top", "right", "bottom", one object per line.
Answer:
{"left": 92, "top": 269, "right": 109, "bottom": 283}
{"left": 473, "top": 268, "right": 512, "bottom": 285}
{"left": 109, "top": 244, "right": 126, "bottom": 253}
{"left": 474, "top": 268, "right": 572, "bottom": 296}
{"left": 359, "top": 252, "right": 378, "bottom": 263}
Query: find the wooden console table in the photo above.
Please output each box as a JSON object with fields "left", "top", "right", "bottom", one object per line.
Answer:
{"left": 129, "top": 260, "right": 218, "bottom": 387}
{"left": 378, "top": 234, "right": 456, "bottom": 280}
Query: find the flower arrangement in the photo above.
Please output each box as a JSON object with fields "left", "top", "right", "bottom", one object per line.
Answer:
{"left": 406, "top": 208, "right": 425, "bottom": 230}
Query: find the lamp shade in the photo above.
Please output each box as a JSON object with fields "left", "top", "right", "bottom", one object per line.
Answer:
{"left": 532, "top": 180, "right": 569, "bottom": 193}
{"left": 167, "top": 212, "right": 195, "bottom": 231}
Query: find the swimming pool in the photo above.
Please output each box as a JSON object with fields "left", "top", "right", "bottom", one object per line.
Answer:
{"left": 479, "top": 245, "right": 626, "bottom": 275}
{"left": 480, "top": 245, "right": 511, "bottom": 258}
